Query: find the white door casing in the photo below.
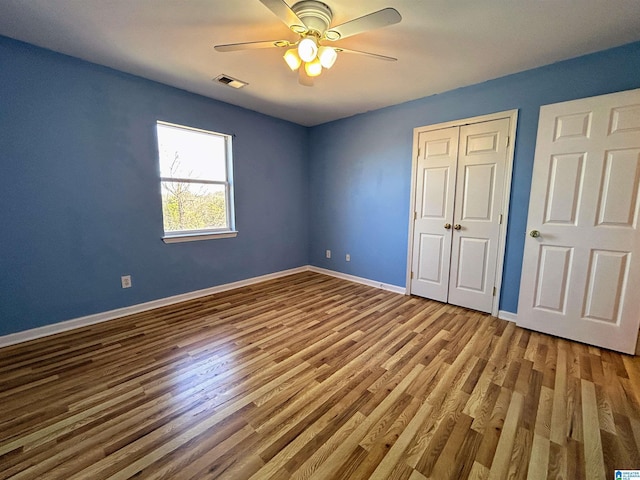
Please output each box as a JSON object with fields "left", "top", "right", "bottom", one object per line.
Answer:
{"left": 408, "top": 111, "right": 517, "bottom": 315}
{"left": 517, "top": 88, "right": 640, "bottom": 354}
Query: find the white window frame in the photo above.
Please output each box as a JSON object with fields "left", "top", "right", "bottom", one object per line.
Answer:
{"left": 156, "top": 121, "right": 237, "bottom": 243}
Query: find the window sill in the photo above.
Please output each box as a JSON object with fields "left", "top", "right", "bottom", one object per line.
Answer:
{"left": 162, "top": 231, "right": 238, "bottom": 244}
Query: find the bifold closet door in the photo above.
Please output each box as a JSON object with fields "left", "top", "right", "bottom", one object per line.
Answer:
{"left": 410, "top": 118, "right": 510, "bottom": 313}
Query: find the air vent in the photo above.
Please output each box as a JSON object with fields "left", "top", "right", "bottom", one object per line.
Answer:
{"left": 214, "top": 74, "right": 248, "bottom": 89}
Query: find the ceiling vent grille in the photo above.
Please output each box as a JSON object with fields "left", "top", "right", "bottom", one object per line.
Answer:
{"left": 214, "top": 74, "right": 248, "bottom": 89}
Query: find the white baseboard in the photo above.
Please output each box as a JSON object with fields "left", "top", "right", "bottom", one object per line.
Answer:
{"left": 498, "top": 310, "right": 517, "bottom": 322}
{"left": 308, "top": 266, "right": 406, "bottom": 295}
{"left": 0, "top": 266, "right": 309, "bottom": 348}
{"left": 0, "top": 266, "right": 409, "bottom": 348}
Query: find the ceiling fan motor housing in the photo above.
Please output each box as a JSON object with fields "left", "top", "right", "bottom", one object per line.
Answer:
{"left": 292, "top": 0, "right": 333, "bottom": 36}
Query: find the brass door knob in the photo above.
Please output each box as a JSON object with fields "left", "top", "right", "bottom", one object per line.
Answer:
{"left": 530, "top": 230, "right": 541, "bottom": 238}
{"left": 454, "top": 224, "right": 462, "bottom": 230}
{"left": 444, "top": 223, "right": 452, "bottom": 229}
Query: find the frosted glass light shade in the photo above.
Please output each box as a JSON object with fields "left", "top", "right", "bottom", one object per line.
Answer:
{"left": 283, "top": 48, "right": 302, "bottom": 70}
{"left": 298, "top": 37, "right": 318, "bottom": 62}
{"left": 305, "top": 58, "right": 322, "bottom": 77}
{"left": 318, "top": 46, "right": 337, "bottom": 69}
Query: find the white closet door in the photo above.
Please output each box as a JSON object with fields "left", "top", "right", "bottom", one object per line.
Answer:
{"left": 517, "top": 88, "right": 640, "bottom": 354}
{"left": 448, "top": 119, "right": 510, "bottom": 313}
{"left": 409, "top": 117, "right": 510, "bottom": 314}
{"left": 410, "top": 127, "right": 459, "bottom": 301}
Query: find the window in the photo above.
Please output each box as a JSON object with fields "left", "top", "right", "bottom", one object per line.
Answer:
{"left": 156, "top": 121, "right": 236, "bottom": 243}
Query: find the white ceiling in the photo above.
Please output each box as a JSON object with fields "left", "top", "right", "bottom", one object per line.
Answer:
{"left": 1, "top": 0, "right": 639, "bottom": 126}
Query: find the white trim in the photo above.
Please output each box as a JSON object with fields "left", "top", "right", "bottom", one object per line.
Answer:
{"left": 157, "top": 120, "right": 231, "bottom": 138}
{"left": 308, "top": 266, "right": 406, "bottom": 294}
{"left": 162, "top": 231, "right": 238, "bottom": 243}
{"left": 0, "top": 266, "right": 308, "bottom": 348}
{"left": 498, "top": 310, "right": 517, "bottom": 323}
{"left": 0, "top": 266, "right": 409, "bottom": 349}
{"left": 406, "top": 109, "right": 518, "bottom": 317}
{"left": 0, "top": 262, "right": 517, "bottom": 349}
{"left": 156, "top": 120, "right": 237, "bottom": 241}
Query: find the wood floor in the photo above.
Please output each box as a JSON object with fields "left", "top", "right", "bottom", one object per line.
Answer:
{"left": 1, "top": 272, "right": 639, "bottom": 479}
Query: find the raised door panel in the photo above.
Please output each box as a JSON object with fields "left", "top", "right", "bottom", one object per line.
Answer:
{"left": 596, "top": 149, "right": 640, "bottom": 227}
{"left": 543, "top": 153, "right": 585, "bottom": 225}
{"left": 454, "top": 237, "right": 489, "bottom": 292}
{"left": 460, "top": 164, "right": 495, "bottom": 221}
{"left": 582, "top": 249, "right": 629, "bottom": 324}
{"left": 553, "top": 112, "right": 592, "bottom": 140}
{"left": 609, "top": 104, "right": 640, "bottom": 134}
{"left": 417, "top": 234, "right": 445, "bottom": 284}
{"left": 421, "top": 167, "right": 450, "bottom": 219}
{"left": 533, "top": 245, "right": 573, "bottom": 313}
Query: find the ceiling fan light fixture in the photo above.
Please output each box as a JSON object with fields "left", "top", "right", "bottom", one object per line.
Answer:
{"left": 318, "top": 46, "right": 337, "bottom": 69}
{"left": 304, "top": 57, "right": 322, "bottom": 77}
{"left": 298, "top": 36, "right": 318, "bottom": 63}
{"left": 215, "top": 1, "right": 404, "bottom": 86}
{"left": 283, "top": 48, "right": 302, "bottom": 71}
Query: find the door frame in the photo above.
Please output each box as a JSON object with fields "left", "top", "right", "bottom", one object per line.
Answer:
{"left": 405, "top": 109, "right": 519, "bottom": 316}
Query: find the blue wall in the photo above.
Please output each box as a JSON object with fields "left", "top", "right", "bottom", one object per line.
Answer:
{"left": 2, "top": 35, "right": 640, "bottom": 338}
{"left": 309, "top": 41, "right": 640, "bottom": 313}
{"left": 0, "top": 37, "right": 309, "bottom": 336}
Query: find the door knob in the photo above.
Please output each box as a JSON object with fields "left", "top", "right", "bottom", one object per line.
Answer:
{"left": 530, "top": 230, "right": 541, "bottom": 238}
{"left": 454, "top": 224, "right": 462, "bottom": 230}
{"left": 444, "top": 223, "right": 451, "bottom": 229}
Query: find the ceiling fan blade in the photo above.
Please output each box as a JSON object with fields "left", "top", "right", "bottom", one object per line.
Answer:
{"left": 335, "top": 47, "right": 397, "bottom": 62}
{"left": 258, "top": 0, "right": 306, "bottom": 31}
{"left": 214, "top": 40, "right": 292, "bottom": 52}
{"left": 298, "top": 67, "right": 314, "bottom": 87}
{"left": 324, "top": 8, "right": 401, "bottom": 40}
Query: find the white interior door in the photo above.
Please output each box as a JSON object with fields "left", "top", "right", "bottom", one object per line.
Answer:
{"left": 410, "top": 127, "right": 459, "bottom": 301}
{"left": 409, "top": 117, "right": 511, "bottom": 314}
{"left": 448, "top": 119, "right": 510, "bottom": 312}
{"left": 517, "top": 88, "right": 640, "bottom": 354}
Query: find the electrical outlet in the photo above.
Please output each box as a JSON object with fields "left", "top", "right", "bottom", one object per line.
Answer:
{"left": 346, "top": 254, "right": 351, "bottom": 262}
{"left": 121, "top": 275, "right": 132, "bottom": 289}
{"left": 326, "top": 249, "right": 331, "bottom": 259}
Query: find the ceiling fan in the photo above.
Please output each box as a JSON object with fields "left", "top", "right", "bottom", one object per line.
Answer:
{"left": 214, "top": 0, "right": 402, "bottom": 86}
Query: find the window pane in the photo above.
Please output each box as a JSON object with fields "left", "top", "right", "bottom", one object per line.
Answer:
{"left": 157, "top": 123, "right": 227, "bottom": 181}
{"left": 161, "top": 181, "right": 228, "bottom": 232}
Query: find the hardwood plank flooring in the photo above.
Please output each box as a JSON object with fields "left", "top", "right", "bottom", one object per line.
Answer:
{"left": 1, "top": 271, "right": 639, "bottom": 479}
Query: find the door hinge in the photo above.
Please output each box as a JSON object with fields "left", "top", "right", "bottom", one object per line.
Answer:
{"left": 506, "top": 136, "right": 510, "bottom": 148}
{"left": 493, "top": 286, "right": 497, "bottom": 296}
{"left": 417, "top": 147, "right": 421, "bottom": 157}
{"left": 499, "top": 213, "right": 503, "bottom": 225}
{"left": 414, "top": 211, "right": 417, "bottom": 220}
{"left": 411, "top": 271, "right": 414, "bottom": 279}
